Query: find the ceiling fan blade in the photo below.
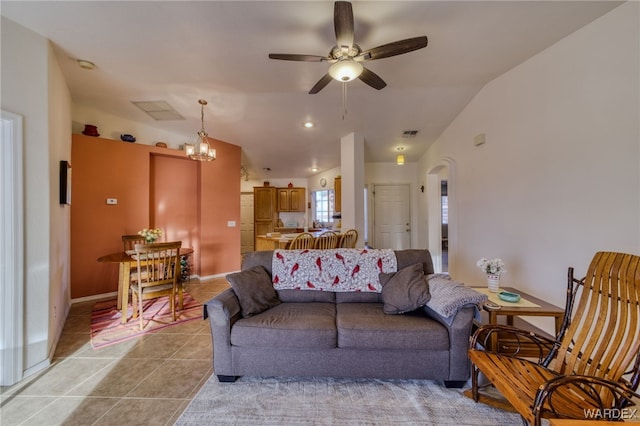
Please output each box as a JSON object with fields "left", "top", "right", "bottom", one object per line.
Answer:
{"left": 309, "top": 74, "right": 333, "bottom": 94}
{"left": 268, "top": 53, "right": 327, "bottom": 62}
{"left": 334, "top": 1, "right": 354, "bottom": 49}
{"left": 360, "top": 36, "right": 428, "bottom": 61}
{"left": 358, "top": 67, "right": 387, "bottom": 90}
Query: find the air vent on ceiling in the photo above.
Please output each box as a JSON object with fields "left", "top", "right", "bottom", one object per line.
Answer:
{"left": 402, "top": 130, "right": 419, "bottom": 138}
{"left": 132, "top": 100, "right": 184, "bottom": 121}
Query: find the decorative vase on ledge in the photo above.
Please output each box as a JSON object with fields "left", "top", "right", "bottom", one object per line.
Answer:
{"left": 487, "top": 274, "right": 500, "bottom": 292}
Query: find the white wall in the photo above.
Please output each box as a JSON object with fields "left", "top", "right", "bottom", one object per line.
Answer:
{"left": 48, "top": 43, "right": 72, "bottom": 360}
{"left": 1, "top": 17, "right": 68, "bottom": 376}
{"left": 418, "top": 2, "right": 639, "bottom": 331}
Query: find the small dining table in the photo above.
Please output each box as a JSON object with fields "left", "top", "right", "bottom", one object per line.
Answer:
{"left": 97, "top": 247, "right": 194, "bottom": 324}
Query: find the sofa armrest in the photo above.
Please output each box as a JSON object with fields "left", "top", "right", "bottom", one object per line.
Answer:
{"left": 423, "top": 305, "right": 475, "bottom": 381}
{"left": 205, "top": 288, "right": 242, "bottom": 375}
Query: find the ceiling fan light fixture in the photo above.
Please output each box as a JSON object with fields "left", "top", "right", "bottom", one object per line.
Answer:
{"left": 328, "top": 60, "right": 363, "bottom": 82}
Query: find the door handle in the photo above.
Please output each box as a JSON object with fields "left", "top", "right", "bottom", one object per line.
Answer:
{"left": 406, "top": 229, "right": 411, "bottom": 232}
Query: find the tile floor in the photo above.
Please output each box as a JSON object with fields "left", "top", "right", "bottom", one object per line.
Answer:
{"left": 0, "top": 278, "right": 230, "bottom": 426}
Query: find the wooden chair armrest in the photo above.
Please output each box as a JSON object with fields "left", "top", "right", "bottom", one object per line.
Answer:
{"left": 470, "top": 323, "right": 557, "bottom": 363}
{"left": 533, "top": 374, "right": 640, "bottom": 422}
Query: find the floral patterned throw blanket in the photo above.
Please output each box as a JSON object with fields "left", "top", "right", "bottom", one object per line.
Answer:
{"left": 272, "top": 248, "right": 397, "bottom": 292}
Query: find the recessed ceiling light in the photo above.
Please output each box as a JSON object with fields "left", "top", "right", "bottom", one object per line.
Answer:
{"left": 311, "top": 167, "right": 319, "bottom": 172}
{"left": 303, "top": 121, "right": 315, "bottom": 129}
{"left": 77, "top": 59, "right": 95, "bottom": 70}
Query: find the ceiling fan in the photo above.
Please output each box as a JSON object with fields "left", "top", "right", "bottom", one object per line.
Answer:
{"left": 268, "top": 1, "right": 428, "bottom": 94}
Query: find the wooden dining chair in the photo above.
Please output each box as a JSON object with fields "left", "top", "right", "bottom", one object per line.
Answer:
{"left": 122, "top": 234, "right": 146, "bottom": 252}
{"left": 130, "top": 241, "right": 182, "bottom": 331}
{"left": 338, "top": 229, "right": 358, "bottom": 248}
{"left": 123, "top": 234, "right": 147, "bottom": 295}
{"left": 467, "top": 251, "right": 640, "bottom": 425}
{"left": 314, "top": 231, "right": 339, "bottom": 249}
{"left": 287, "top": 232, "right": 315, "bottom": 250}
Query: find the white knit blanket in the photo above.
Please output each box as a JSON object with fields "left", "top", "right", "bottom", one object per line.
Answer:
{"left": 426, "top": 274, "right": 488, "bottom": 320}
{"left": 272, "top": 248, "right": 397, "bottom": 292}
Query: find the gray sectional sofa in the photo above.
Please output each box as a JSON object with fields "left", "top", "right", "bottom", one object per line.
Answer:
{"left": 205, "top": 249, "right": 477, "bottom": 388}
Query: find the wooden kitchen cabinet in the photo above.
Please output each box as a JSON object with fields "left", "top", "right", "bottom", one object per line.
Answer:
{"left": 277, "top": 187, "right": 305, "bottom": 212}
{"left": 254, "top": 186, "right": 278, "bottom": 246}
{"left": 334, "top": 177, "right": 341, "bottom": 213}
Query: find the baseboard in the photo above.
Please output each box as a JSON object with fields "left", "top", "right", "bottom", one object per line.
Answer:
{"left": 23, "top": 358, "right": 50, "bottom": 380}
{"left": 198, "top": 271, "right": 237, "bottom": 281}
{"left": 71, "top": 291, "right": 118, "bottom": 304}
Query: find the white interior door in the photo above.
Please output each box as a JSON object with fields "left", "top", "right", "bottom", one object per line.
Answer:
{"left": 373, "top": 184, "right": 411, "bottom": 249}
{"left": 240, "top": 193, "right": 254, "bottom": 253}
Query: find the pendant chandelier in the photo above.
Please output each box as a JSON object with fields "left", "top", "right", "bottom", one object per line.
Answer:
{"left": 185, "top": 99, "right": 216, "bottom": 161}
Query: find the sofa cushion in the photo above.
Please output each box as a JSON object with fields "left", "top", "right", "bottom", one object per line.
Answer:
{"left": 226, "top": 265, "right": 280, "bottom": 317}
{"left": 336, "top": 303, "right": 449, "bottom": 350}
{"left": 241, "top": 250, "right": 274, "bottom": 275}
{"left": 379, "top": 263, "right": 431, "bottom": 314}
{"left": 231, "top": 302, "right": 337, "bottom": 349}
{"left": 335, "top": 292, "right": 381, "bottom": 304}
{"left": 277, "top": 289, "right": 336, "bottom": 303}
{"left": 396, "top": 249, "right": 434, "bottom": 275}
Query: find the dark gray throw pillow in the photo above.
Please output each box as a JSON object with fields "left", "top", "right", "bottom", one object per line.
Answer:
{"left": 226, "top": 265, "right": 281, "bottom": 317}
{"left": 379, "top": 263, "right": 431, "bottom": 314}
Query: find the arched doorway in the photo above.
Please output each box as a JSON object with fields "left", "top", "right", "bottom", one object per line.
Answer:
{"left": 426, "top": 158, "right": 456, "bottom": 275}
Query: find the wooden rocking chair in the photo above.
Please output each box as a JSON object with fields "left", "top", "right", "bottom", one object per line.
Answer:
{"left": 468, "top": 251, "right": 640, "bottom": 425}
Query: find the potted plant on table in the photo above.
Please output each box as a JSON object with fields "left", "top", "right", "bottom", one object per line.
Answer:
{"left": 138, "top": 228, "right": 163, "bottom": 243}
{"left": 477, "top": 257, "right": 506, "bottom": 292}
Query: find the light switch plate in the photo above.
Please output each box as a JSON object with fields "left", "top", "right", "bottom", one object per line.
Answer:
{"left": 227, "top": 221, "right": 236, "bottom": 227}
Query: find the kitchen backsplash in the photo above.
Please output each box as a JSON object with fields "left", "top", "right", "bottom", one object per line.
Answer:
{"left": 279, "top": 212, "right": 307, "bottom": 228}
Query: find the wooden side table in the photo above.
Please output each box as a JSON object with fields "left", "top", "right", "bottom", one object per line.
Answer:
{"left": 478, "top": 286, "right": 565, "bottom": 356}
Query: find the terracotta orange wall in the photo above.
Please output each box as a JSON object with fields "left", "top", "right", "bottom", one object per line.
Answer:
{"left": 70, "top": 134, "right": 241, "bottom": 299}
{"left": 200, "top": 137, "right": 242, "bottom": 276}
{"left": 151, "top": 154, "right": 201, "bottom": 274}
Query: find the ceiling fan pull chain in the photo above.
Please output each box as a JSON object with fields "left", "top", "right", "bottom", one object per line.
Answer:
{"left": 342, "top": 81, "right": 347, "bottom": 120}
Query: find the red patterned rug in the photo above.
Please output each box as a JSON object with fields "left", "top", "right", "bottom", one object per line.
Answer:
{"left": 90, "top": 292, "right": 203, "bottom": 349}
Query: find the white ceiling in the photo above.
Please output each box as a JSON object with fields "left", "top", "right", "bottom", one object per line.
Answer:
{"left": 2, "top": 1, "right": 621, "bottom": 179}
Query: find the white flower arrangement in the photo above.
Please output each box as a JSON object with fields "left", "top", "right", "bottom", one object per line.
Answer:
{"left": 477, "top": 258, "right": 506, "bottom": 276}
{"left": 138, "top": 227, "right": 163, "bottom": 243}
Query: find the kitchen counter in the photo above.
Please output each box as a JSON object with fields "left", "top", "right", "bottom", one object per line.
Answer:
{"left": 255, "top": 235, "right": 291, "bottom": 251}
{"left": 255, "top": 230, "right": 341, "bottom": 251}
{"left": 274, "top": 227, "right": 323, "bottom": 233}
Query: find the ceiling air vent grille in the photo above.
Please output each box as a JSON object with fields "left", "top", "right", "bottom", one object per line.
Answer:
{"left": 402, "top": 130, "right": 419, "bottom": 138}
{"left": 132, "top": 100, "right": 184, "bottom": 121}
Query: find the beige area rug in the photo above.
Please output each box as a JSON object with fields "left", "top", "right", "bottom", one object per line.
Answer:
{"left": 175, "top": 375, "right": 524, "bottom": 425}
